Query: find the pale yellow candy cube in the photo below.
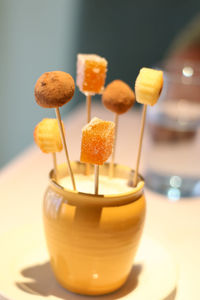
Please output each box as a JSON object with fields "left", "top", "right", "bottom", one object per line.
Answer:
{"left": 135, "top": 68, "right": 163, "bottom": 106}
{"left": 34, "top": 118, "right": 63, "bottom": 153}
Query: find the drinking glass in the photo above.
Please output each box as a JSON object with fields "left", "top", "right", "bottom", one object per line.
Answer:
{"left": 145, "top": 61, "right": 200, "bottom": 199}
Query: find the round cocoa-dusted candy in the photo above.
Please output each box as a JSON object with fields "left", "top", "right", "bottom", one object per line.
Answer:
{"left": 34, "top": 71, "right": 75, "bottom": 108}
{"left": 102, "top": 80, "right": 135, "bottom": 115}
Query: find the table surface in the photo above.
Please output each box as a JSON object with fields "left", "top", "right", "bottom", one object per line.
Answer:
{"left": 0, "top": 103, "right": 199, "bottom": 300}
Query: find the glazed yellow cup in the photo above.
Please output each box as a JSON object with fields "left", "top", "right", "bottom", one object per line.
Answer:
{"left": 43, "top": 162, "right": 146, "bottom": 295}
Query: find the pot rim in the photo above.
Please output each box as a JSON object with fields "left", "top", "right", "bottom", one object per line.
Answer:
{"left": 48, "top": 161, "right": 145, "bottom": 207}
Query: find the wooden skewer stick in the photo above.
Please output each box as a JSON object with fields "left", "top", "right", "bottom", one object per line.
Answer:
{"left": 133, "top": 104, "right": 147, "bottom": 187}
{"left": 85, "top": 94, "right": 92, "bottom": 176}
{"left": 55, "top": 107, "right": 76, "bottom": 191}
{"left": 109, "top": 113, "right": 119, "bottom": 178}
{"left": 86, "top": 94, "right": 92, "bottom": 123}
{"left": 94, "top": 165, "right": 99, "bottom": 195}
{"left": 52, "top": 152, "right": 58, "bottom": 180}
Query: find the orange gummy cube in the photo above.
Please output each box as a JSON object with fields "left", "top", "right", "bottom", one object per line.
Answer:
{"left": 80, "top": 117, "right": 115, "bottom": 165}
{"left": 77, "top": 54, "right": 108, "bottom": 95}
{"left": 34, "top": 118, "right": 63, "bottom": 153}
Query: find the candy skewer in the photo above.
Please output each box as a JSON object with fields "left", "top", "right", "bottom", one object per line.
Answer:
{"left": 133, "top": 67, "right": 164, "bottom": 186}
{"left": 77, "top": 54, "right": 108, "bottom": 177}
{"left": 109, "top": 113, "right": 119, "bottom": 178}
{"left": 34, "top": 118, "right": 63, "bottom": 182}
{"left": 102, "top": 80, "right": 135, "bottom": 179}
{"left": 94, "top": 165, "right": 99, "bottom": 194}
{"left": 76, "top": 53, "right": 107, "bottom": 125}
{"left": 80, "top": 117, "right": 115, "bottom": 196}
{"left": 34, "top": 71, "right": 77, "bottom": 190}
{"left": 133, "top": 104, "right": 147, "bottom": 186}
{"left": 55, "top": 107, "right": 76, "bottom": 191}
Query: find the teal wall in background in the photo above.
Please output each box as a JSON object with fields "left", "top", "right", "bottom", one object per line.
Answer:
{"left": 0, "top": 0, "right": 80, "bottom": 169}
{"left": 76, "top": 0, "right": 200, "bottom": 86}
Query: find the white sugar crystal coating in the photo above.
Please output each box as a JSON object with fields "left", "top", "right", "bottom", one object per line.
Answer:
{"left": 58, "top": 174, "right": 133, "bottom": 195}
{"left": 76, "top": 54, "right": 85, "bottom": 92}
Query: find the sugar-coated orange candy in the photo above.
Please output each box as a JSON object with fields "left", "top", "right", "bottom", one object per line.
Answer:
{"left": 34, "top": 118, "right": 63, "bottom": 153}
{"left": 80, "top": 117, "right": 115, "bottom": 165}
{"left": 77, "top": 54, "right": 108, "bottom": 95}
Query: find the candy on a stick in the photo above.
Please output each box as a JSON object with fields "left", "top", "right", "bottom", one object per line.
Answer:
{"left": 34, "top": 71, "right": 76, "bottom": 191}
{"left": 135, "top": 68, "right": 163, "bottom": 106}
{"left": 34, "top": 118, "right": 64, "bottom": 179}
{"left": 34, "top": 118, "right": 63, "bottom": 153}
{"left": 81, "top": 117, "right": 115, "bottom": 165}
{"left": 102, "top": 80, "right": 135, "bottom": 177}
{"left": 77, "top": 54, "right": 108, "bottom": 95}
{"left": 102, "top": 80, "right": 135, "bottom": 114}
{"left": 76, "top": 54, "right": 107, "bottom": 175}
{"left": 77, "top": 54, "right": 108, "bottom": 175}
{"left": 80, "top": 117, "right": 115, "bottom": 194}
{"left": 35, "top": 71, "right": 75, "bottom": 108}
{"left": 77, "top": 54, "right": 108, "bottom": 122}
{"left": 133, "top": 67, "right": 163, "bottom": 186}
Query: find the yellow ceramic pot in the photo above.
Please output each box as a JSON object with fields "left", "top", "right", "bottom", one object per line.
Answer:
{"left": 43, "top": 162, "right": 146, "bottom": 295}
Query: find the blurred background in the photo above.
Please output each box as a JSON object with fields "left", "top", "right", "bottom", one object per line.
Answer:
{"left": 0, "top": 0, "right": 199, "bottom": 169}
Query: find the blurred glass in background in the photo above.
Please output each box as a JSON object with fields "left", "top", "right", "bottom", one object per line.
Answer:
{"left": 0, "top": 0, "right": 199, "bottom": 169}
{"left": 145, "top": 13, "right": 200, "bottom": 199}
{"left": 145, "top": 61, "right": 200, "bottom": 199}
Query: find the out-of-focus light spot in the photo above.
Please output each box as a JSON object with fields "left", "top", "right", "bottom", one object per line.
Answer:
{"left": 167, "top": 188, "right": 181, "bottom": 202}
{"left": 193, "top": 181, "right": 200, "bottom": 196}
{"left": 93, "top": 273, "right": 99, "bottom": 279}
{"left": 170, "top": 176, "right": 182, "bottom": 188}
{"left": 182, "top": 66, "right": 193, "bottom": 77}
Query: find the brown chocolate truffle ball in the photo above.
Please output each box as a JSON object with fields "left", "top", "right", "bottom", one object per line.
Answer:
{"left": 34, "top": 71, "right": 75, "bottom": 108}
{"left": 102, "top": 80, "right": 135, "bottom": 114}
